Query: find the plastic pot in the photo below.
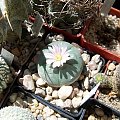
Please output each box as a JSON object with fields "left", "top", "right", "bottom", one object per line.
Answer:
{"left": 79, "top": 98, "right": 120, "bottom": 120}
{"left": 80, "top": 7, "right": 120, "bottom": 63}
{"left": 1, "top": 86, "right": 76, "bottom": 120}
{"left": 16, "top": 31, "right": 106, "bottom": 119}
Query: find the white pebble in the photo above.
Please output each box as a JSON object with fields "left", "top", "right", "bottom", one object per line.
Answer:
{"left": 72, "top": 97, "right": 82, "bottom": 108}
{"left": 32, "top": 73, "right": 40, "bottom": 81}
{"left": 46, "top": 86, "right": 53, "bottom": 95}
{"left": 91, "top": 54, "right": 100, "bottom": 63}
{"left": 84, "top": 77, "right": 89, "bottom": 90}
{"left": 56, "top": 99, "right": 64, "bottom": 108}
{"left": 52, "top": 90, "right": 59, "bottom": 99}
{"left": 36, "top": 78, "right": 46, "bottom": 87}
{"left": 23, "top": 75, "right": 35, "bottom": 91}
{"left": 58, "top": 86, "right": 73, "bottom": 100}
{"left": 81, "top": 53, "right": 90, "bottom": 64}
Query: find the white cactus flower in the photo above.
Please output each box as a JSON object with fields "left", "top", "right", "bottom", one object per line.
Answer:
{"left": 44, "top": 43, "right": 71, "bottom": 68}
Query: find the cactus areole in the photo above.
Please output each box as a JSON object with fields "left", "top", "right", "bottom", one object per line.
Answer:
{"left": 37, "top": 41, "right": 84, "bottom": 87}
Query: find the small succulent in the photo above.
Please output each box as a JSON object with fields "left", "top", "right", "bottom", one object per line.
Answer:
{"left": 94, "top": 71, "right": 120, "bottom": 97}
{"left": 0, "top": 55, "right": 11, "bottom": 93}
{"left": 37, "top": 41, "right": 84, "bottom": 87}
{"left": 93, "top": 73, "right": 112, "bottom": 88}
{"left": 0, "top": 106, "right": 35, "bottom": 120}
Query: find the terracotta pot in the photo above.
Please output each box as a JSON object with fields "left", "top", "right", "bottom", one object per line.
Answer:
{"left": 80, "top": 7, "right": 120, "bottom": 63}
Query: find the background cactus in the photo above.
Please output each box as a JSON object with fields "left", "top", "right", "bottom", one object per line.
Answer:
{"left": 0, "top": 106, "right": 35, "bottom": 120}
{"left": 0, "top": 55, "right": 11, "bottom": 94}
{"left": 37, "top": 41, "right": 84, "bottom": 87}
{"left": 94, "top": 71, "right": 120, "bottom": 97}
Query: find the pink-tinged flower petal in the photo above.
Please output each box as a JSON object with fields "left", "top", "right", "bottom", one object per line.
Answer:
{"left": 53, "top": 44, "right": 61, "bottom": 54}
{"left": 61, "top": 47, "right": 67, "bottom": 56}
{"left": 62, "top": 56, "right": 70, "bottom": 63}
{"left": 44, "top": 52, "right": 55, "bottom": 58}
{"left": 52, "top": 61, "right": 61, "bottom": 68}
{"left": 46, "top": 59, "right": 55, "bottom": 65}
{"left": 48, "top": 46, "right": 56, "bottom": 54}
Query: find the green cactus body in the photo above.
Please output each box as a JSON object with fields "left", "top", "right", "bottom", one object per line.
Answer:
{"left": 94, "top": 73, "right": 112, "bottom": 89}
{"left": 0, "top": 106, "right": 35, "bottom": 120}
{"left": 94, "top": 71, "right": 120, "bottom": 96}
{"left": 37, "top": 41, "right": 84, "bottom": 87}
{"left": 0, "top": 55, "right": 11, "bottom": 93}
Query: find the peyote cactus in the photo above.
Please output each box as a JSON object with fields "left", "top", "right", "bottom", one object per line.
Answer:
{"left": 0, "top": 106, "right": 35, "bottom": 120}
{"left": 37, "top": 41, "right": 84, "bottom": 87}
{"left": 0, "top": 55, "right": 11, "bottom": 93}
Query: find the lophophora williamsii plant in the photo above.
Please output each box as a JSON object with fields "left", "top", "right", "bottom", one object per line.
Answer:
{"left": 37, "top": 41, "right": 84, "bottom": 87}
{"left": 0, "top": 106, "right": 36, "bottom": 120}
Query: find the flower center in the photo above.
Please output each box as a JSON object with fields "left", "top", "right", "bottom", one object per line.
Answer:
{"left": 55, "top": 54, "right": 62, "bottom": 61}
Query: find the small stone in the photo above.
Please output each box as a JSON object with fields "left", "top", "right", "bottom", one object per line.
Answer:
{"left": 43, "top": 107, "right": 54, "bottom": 117}
{"left": 81, "top": 53, "right": 90, "bottom": 64}
{"left": 56, "top": 99, "right": 64, "bottom": 108}
{"left": 55, "top": 113, "right": 61, "bottom": 117}
{"left": 13, "top": 97, "right": 23, "bottom": 107}
{"left": 23, "top": 69, "right": 31, "bottom": 76}
{"left": 50, "top": 100, "right": 56, "bottom": 105}
{"left": 55, "top": 34, "right": 64, "bottom": 41}
{"left": 91, "top": 54, "right": 100, "bottom": 63}
{"left": 23, "top": 75, "right": 35, "bottom": 91}
{"left": 52, "top": 90, "right": 59, "bottom": 99}
{"left": 45, "top": 95, "right": 52, "bottom": 101}
{"left": 37, "top": 103, "right": 45, "bottom": 110}
{"left": 9, "top": 93, "right": 17, "bottom": 103}
{"left": 88, "top": 61, "right": 97, "bottom": 70}
{"left": 37, "top": 115, "right": 43, "bottom": 120}
{"left": 88, "top": 114, "right": 96, "bottom": 120}
{"left": 83, "top": 90, "right": 89, "bottom": 98}
{"left": 32, "top": 112, "right": 38, "bottom": 118}
{"left": 36, "top": 78, "right": 46, "bottom": 87}
{"left": 30, "top": 105, "right": 36, "bottom": 112}
{"left": 64, "top": 99, "right": 72, "bottom": 108}
{"left": 35, "top": 109, "right": 40, "bottom": 114}
{"left": 11, "top": 48, "right": 21, "bottom": 57}
{"left": 108, "top": 63, "right": 116, "bottom": 71}
{"left": 95, "top": 108, "right": 104, "bottom": 117}
{"left": 46, "top": 86, "right": 53, "bottom": 95}
{"left": 46, "top": 115, "right": 57, "bottom": 120}
{"left": 35, "top": 88, "right": 46, "bottom": 97}
{"left": 72, "top": 97, "right": 82, "bottom": 108}
{"left": 90, "top": 70, "right": 98, "bottom": 78}
{"left": 32, "top": 99, "right": 39, "bottom": 107}
{"left": 32, "top": 73, "right": 40, "bottom": 81}
{"left": 84, "top": 77, "right": 89, "bottom": 90}
{"left": 77, "top": 90, "right": 83, "bottom": 97}
{"left": 58, "top": 86, "right": 73, "bottom": 100}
